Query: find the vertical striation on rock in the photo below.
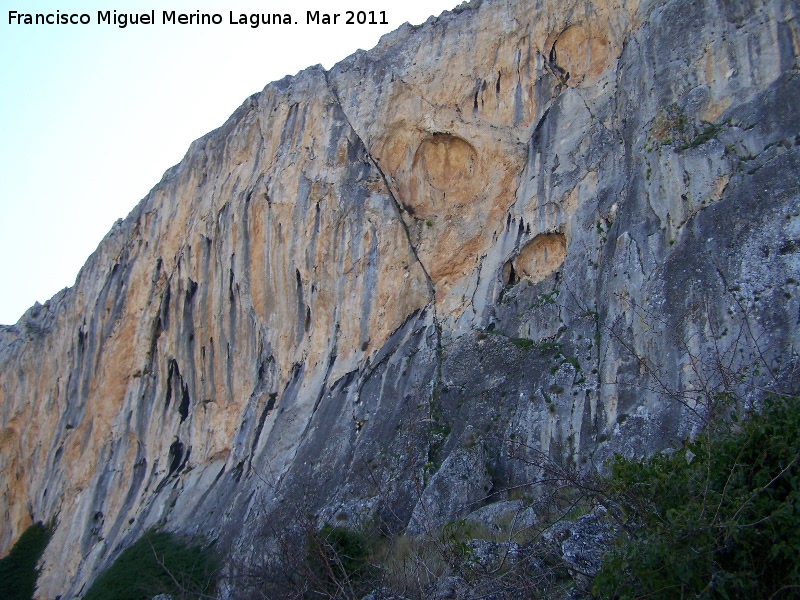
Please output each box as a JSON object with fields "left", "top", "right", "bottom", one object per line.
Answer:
{"left": 0, "top": 0, "right": 798, "bottom": 597}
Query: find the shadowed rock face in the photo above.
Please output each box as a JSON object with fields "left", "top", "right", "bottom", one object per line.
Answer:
{"left": 1, "top": 0, "right": 798, "bottom": 596}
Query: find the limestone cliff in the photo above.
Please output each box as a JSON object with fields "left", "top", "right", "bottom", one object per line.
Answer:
{"left": 1, "top": 0, "right": 798, "bottom": 597}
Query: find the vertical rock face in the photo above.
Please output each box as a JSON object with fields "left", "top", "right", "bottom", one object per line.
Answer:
{"left": 0, "top": 0, "right": 798, "bottom": 596}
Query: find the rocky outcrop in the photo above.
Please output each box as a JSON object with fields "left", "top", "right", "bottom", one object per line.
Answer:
{"left": 0, "top": 0, "right": 798, "bottom": 597}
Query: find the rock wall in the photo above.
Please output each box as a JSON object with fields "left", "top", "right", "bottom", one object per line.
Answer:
{"left": 0, "top": 0, "right": 798, "bottom": 596}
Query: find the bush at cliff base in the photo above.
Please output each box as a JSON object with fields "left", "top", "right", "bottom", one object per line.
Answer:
{"left": 593, "top": 395, "right": 800, "bottom": 599}
{"left": 306, "top": 524, "right": 376, "bottom": 596}
{"left": 82, "top": 530, "right": 219, "bottom": 600}
{"left": 0, "top": 522, "right": 52, "bottom": 600}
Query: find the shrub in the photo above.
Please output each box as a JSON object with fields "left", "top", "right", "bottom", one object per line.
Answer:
{"left": 302, "top": 524, "right": 376, "bottom": 598}
{"left": 0, "top": 522, "right": 52, "bottom": 600}
{"left": 593, "top": 395, "right": 800, "bottom": 599}
{"left": 82, "top": 530, "right": 219, "bottom": 600}
{"left": 648, "top": 103, "right": 687, "bottom": 147}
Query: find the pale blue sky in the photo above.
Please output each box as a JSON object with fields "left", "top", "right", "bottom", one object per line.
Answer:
{"left": 0, "top": 0, "right": 458, "bottom": 324}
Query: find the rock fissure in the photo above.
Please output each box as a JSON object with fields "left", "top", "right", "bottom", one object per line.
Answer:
{"left": 321, "top": 68, "right": 437, "bottom": 304}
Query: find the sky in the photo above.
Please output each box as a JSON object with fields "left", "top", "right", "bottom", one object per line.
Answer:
{"left": 0, "top": 0, "right": 460, "bottom": 325}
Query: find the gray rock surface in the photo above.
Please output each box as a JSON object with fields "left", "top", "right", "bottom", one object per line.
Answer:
{"left": 407, "top": 444, "right": 492, "bottom": 534}
{"left": 542, "top": 507, "right": 615, "bottom": 591}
